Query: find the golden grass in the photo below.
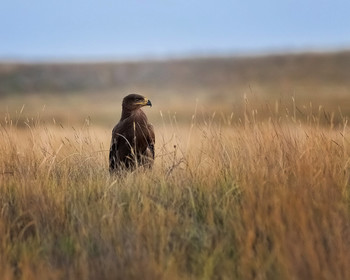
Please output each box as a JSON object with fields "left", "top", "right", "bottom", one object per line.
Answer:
{"left": 0, "top": 104, "right": 349, "bottom": 280}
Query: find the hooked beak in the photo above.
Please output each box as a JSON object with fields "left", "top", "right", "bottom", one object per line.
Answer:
{"left": 135, "top": 97, "right": 152, "bottom": 107}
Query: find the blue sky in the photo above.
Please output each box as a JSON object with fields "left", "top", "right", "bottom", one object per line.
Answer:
{"left": 1, "top": 0, "right": 350, "bottom": 60}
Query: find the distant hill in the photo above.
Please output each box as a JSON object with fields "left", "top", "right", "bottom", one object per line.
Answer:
{"left": 1, "top": 51, "right": 350, "bottom": 95}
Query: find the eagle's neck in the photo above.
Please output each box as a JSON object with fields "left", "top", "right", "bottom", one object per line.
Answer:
{"left": 120, "top": 108, "right": 143, "bottom": 121}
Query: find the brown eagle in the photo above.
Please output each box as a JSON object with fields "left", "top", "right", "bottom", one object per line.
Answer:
{"left": 109, "top": 94, "right": 155, "bottom": 172}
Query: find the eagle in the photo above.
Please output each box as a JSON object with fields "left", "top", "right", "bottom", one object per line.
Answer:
{"left": 109, "top": 94, "right": 155, "bottom": 172}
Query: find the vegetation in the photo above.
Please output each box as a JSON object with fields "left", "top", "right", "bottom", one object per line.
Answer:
{"left": 0, "top": 52, "right": 350, "bottom": 279}
{"left": 0, "top": 102, "right": 349, "bottom": 279}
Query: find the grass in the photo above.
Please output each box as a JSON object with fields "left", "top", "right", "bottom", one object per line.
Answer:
{"left": 0, "top": 101, "right": 349, "bottom": 280}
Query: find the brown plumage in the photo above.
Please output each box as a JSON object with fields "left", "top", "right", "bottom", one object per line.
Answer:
{"left": 109, "top": 94, "right": 155, "bottom": 172}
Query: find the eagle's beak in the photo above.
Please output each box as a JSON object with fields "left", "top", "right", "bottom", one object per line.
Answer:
{"left": 135, "top": 97, "right": 152, "bottom": 107}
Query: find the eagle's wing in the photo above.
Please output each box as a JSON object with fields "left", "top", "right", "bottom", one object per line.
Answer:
{"left": 147, "top": 123, "right": 155, "bottom": 158}
{"left": 109, "top": 122, "right": 130, "bottom": 171}
{"left": 109, "top": 119, "right": 137, "bottom": 171}
{"left": 109, "top": 125, "right": 120, "bottom": 172}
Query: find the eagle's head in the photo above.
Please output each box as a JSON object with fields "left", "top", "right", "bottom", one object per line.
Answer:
{"left": 122, "top": 94, "right": 152, "bottom": 111}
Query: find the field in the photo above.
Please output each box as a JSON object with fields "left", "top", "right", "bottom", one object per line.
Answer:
{"left": 0, "top": 52, "right": 350, "bottom": 279}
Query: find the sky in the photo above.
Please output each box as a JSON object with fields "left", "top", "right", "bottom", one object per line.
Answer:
{"left": 1, "top": 0, "right": 350, "bottom": 60}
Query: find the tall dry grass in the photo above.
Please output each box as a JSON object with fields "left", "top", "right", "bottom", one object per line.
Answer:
{"left": 0, "top": 103, "right": 349, "bottom": 280}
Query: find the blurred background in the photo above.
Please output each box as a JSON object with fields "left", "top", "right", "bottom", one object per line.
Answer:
{"left": 1, "top": 0, "right": 350, "bottom": 127}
